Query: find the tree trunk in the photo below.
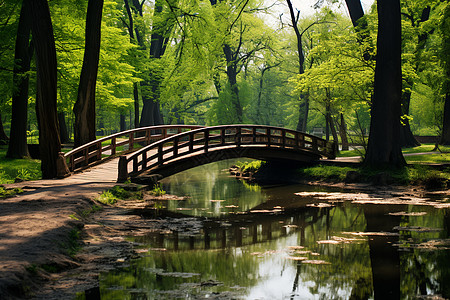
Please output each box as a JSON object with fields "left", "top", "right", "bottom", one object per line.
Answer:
{"left": 137, "top": 0, "right": 167, "bottom": 127}
{"left": 286, "top": 0, "right": 310, "bottom": 131}
{"left": 345, "top": 0, "right": 365, "bottom": 28}
{"left": 339, "top": 113, "right": 349, "bottom": 151}
{"left": 0, "top": 113, "right": 9, "bottom": 142}
{"left": 29, "top": 0, "right": 62, "bottom": 179}
{"left": 399, "top": 87, "right": 420, "bottom": 148}
{"left": 399, "top": 7, "right": 431, "bottom": 148}
{"left": 73, "top": 0, "right": 104, "bottom": 147}
{"left": 441, "top": 93, "right": 450, "bottom": 145}
{"left": 7, "top": 0, "right": 32, "bottom": 158}
{"left": 345, "top": 0, "right": 373, "bottom": 61}
{"left": 120, "top": 114, "right": 126, "bottom": 132}
{"left": 124, "top": 0, "right": 140, "bottom": 128}
{"left": 440, "top": 5, "right": 450, "bottom": 145}
{"left": 364, "top": 0, "right": 406, "bottom": 167}
{"left": 296, "top": 94, "right": 309, "bottom": 132}
{"left": 58, "top": 112, "right": 69, "bottom": 144}
{"left": 223, "top": 44, "right": 243, "bottom": 123}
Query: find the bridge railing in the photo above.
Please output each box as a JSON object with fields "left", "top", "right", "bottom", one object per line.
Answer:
{"left": 63, "top": 125, "right": 203, "bottom": 173}
{"left": 118, "top": 125, "right": 336, "bottom": 182}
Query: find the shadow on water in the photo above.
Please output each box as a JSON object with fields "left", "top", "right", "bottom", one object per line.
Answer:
{"left": 78, "top": 159, "right": 450, "bottom": 300}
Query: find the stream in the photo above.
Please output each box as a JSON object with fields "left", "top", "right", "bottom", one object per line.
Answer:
{"left": 79, "top": 159, "right": 450, "bottom": 299}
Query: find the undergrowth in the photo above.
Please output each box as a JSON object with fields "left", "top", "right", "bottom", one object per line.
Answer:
{"left": 0, "top": 146, "right": 41, "bottom": 184}
{"left": 236, "top": 160, "right": 265, "bottom": 173}
{"left": 297, "top": 164, "right": 450, "bottom": 188}
{"left": 150, "top": 183, "right": 166, "bottom": 196}
{"left": 96, "top": 185, "right": 143, "bottom": 205}
{"left": 0, "top": 186, "right": 24, "bottom": 198}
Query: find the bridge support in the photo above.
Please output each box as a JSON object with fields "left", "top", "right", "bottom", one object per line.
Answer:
{"left": 117, "top": 155, "right": 128, "bottom": 183}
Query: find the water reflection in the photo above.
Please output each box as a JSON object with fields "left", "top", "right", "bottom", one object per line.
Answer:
{"left": 82, "top": 160, "right": 450, "bottom": 300}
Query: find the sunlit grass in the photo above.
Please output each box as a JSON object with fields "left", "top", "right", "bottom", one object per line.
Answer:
{"left": 0, "top": 146, "right": 41, "bottom": 184}
{"left": 405, "top": 153, "right": 450, "bottom": 164}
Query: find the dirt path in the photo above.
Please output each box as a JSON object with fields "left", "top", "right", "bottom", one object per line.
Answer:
{"left": 0, "top": 160, "right": 122, "bottom": 299}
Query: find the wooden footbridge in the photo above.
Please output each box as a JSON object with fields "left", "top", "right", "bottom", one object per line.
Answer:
{"left": 62, "top": 125, "right": 335, "bottom": 183}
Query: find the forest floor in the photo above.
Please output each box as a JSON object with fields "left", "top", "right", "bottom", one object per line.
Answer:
{"left": 1, "top": 156, "right": 450, "bottom": 299}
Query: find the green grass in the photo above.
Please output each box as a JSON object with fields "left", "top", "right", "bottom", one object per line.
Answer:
{"left": 96, "top": 185, "right": 143, "bottom": 205}
{"left": 297, "top": 164, "right": 450, "bottom": 188}
{"left": 150, "top": 183, "right": 166, "bottom": 196}
{"left": 235, "top": 160, "right": 265, "bottom": 173}
{"left": 297, "top": 165, "right": 359, "bottom": 181}
{"left": 0, "top": 146, "right": 41, "bottom": 184}
{"left": 405, "top": 153, "right": 450, "bottom": 164}
{"left": 337, "top": 149, "right": 364, "bottom": 157}
{"left": 0, "top": 186, "right": 24, "bottom": 198}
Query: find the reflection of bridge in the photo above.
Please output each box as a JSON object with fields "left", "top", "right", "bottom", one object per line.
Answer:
{"left": 63, "top": 125, "right": 335, "bottom": 182}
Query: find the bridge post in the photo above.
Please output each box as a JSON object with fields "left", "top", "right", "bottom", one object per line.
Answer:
{"left": 96, "top": 141, "right": 102, "bottom": 161}
{"left": 189, "top": 132, "right": 194, "bottom": 152}
{"left": 204, "top": 131, "right": 209, "bottom": 153}
{"left": 267, "top": 129, "right": 271, "bottom": 147}
{"left": 158, "top": 144, "right": 163, "bottom": 164}
{"left": 173, "top": 137, "right": 179, "bottom": 157}
{"left": 129, "top": 132, "right": 134, "bottom": 150}
{"left": 236, "top": 127, "right": 241, "bottom": 147}
{"left": 117, "top": 155, "right": 128, "bottom": 183}
{"left": 111, "top": 137, "right": 116, "bottom": 155}
{"left": 252, "top": 127, "right": 257, "bottom": 143}
{"left": 220, "top": 129, "right": 225, "bottom": 145}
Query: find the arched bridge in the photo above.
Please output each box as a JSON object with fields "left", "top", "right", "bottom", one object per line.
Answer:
{"left": 62, "top": 125, "right": 335, "bottom": 183}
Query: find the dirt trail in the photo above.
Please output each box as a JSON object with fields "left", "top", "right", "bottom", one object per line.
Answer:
{"left": 0, "top": 160, "right": 121, "bottom": 299}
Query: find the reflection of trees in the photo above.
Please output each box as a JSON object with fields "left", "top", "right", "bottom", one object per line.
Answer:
{"left": 161, "top": 159, "right": 266, "bottom": 216}
{"left": 98, "top": 249, "right": 260, "bottom": 299}
{"left": 363, "top": 204, "right": 403, "bottom": 299}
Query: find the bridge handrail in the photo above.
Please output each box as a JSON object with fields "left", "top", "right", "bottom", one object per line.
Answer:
{"left": 118, "top": 124, "right": 335, "bottom": 182}
{"left": 63, "top": 125, "right": 203, "bottom": 173}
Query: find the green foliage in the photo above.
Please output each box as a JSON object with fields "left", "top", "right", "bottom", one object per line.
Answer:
{"left": 0, "top": 186, "right": 24, "bottom": 199}
{"left": 297, "top": 165, "right": 358, "bottom": 181}
{"left": 61, "top": 229, "right": 82, "bottom": 257}
{"left": 96, "top": 190, "right": 119, "bottom": 205}
{"left": 0, "top": 147, "right": 41, "bottom": 184}
{"left": 150, "top": 183, "right": 166, "bottom": 196}
{"left": 236, "top": 160, "right": 265, "bottom": 173}
{"left": 96, "top": 185, "right": 143, "bottom": 205}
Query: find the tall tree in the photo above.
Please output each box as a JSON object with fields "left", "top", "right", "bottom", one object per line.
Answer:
{"left": 73, "top": 0, "right": 104, "bottom": 147}
{"left": 440, "top": 3, "right": 450, "bottom": 145}
{"left": 29, "top": 0, "right": 61, "bottom": 178}
{"left": 7, "top": 0, "right": 32, "bottom": 158}
{"left": 138, "top": 0, "right": 168, "bottom": 127}
{"left": 124, "top": 0, "right": 140, "bottom": 128}
{"left": 364, "top": 0, "right": 406, "bottom": 167}
{"left": 398, "top": 5, "right": 431, "bottom": 148}
{"left": 286, "top": 0, "right": 309, "bottom": 132}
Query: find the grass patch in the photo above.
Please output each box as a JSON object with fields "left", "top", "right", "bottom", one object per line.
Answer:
{"left": 150, "top": 183, "right": 166, "bottom": 196}
{"left": 405, "top": 153, "right": 450, "bottom": 164}
{"left": 0, "top": 146, "right": 41, "bottom": 184}
{"left": 235, "top": 160, "right": 265, "bottom": 173}
{"left": 297, "top": 165, "right": 358, "bottom": 181}
{"left": 69, "top": 204, "right": 103, "bottom": 221}
{"left": 0, "top": 186, "right": 24, "bottom": 198}
{"left": 337, "top": 149, "right": 364, "bottom": 158}
{"left": 61, "top": 229, "right": 82, "bottom": 257}
{"left": 96, "top": 185, "right": 143, "bottom": 205}
{"left": 297, "top": 164, "right": 449, "bottom": 188}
